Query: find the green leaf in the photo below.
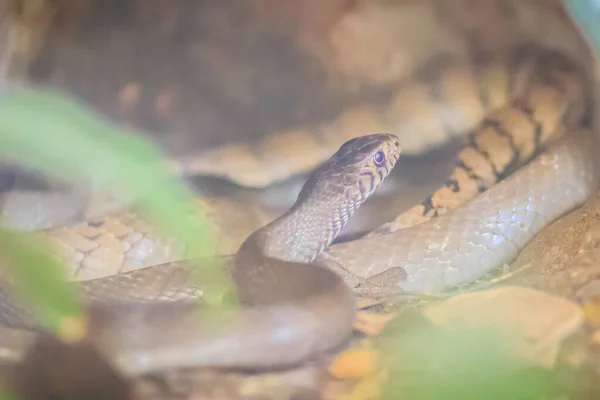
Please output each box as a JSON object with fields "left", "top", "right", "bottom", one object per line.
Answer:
{"left": 0, "top": 230, "right": 84, "bottom": 337}
{"left": 0, "top": 387, "right": 20, "bottom": 400}
{"left": 379, "top": 312, "right": 565, "bottom": 400}
{"left": 0, "top": 88, "right": 232, "bottom": 337}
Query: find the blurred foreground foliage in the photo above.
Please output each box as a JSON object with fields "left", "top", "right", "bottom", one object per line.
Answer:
{"left": 0, "top": 88, "right": 231, "bottom": 337}
{"left": 377, "top": 312, "right": 586, "bottom": 400}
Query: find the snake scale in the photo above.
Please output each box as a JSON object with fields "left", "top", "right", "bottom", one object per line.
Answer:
{"left": 1, "top": 1, "right": 600, "bottom": 377}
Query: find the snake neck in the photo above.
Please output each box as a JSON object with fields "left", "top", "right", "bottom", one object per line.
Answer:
{"left": 245, "top": 189, "right": 363, "bottom": 263}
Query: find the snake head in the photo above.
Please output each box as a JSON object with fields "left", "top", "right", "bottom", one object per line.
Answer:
{"left": 298, "top": 133, "right": 401, "bottom": 203}
{"left": 256, "top": 133, "right": 401, "bottom": 261}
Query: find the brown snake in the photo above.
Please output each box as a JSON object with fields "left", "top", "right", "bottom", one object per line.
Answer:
{"left": 0, "top": 39, "right": 599, "bottom": 376}
{"left": 0, "top": 134, "right": 401, "bottom": 375}
{"left": 8, "top": 42, "right": 594, "bottom": 281}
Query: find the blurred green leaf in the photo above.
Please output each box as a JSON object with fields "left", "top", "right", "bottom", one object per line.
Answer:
{"left": 378, "top": 311, "right": 566, "bottom": 400}
{"left": 0, "top": 387, "right": 19, "bottom": 400}
{"left": 0, "top": 89, "right": 214, "bottom": 248}
{"left": 0, "top": 88, "right": 232, "bottom": 337}
{"left": 0, "top": 230, "right": 83, "bottom": 336}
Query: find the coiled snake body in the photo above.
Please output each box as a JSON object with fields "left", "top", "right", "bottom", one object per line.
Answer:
{"left": 1, "top": 41, "right": 600, "bottom": 375}
{"left": 0, "top": 134, "right": 401, "bottom": 374}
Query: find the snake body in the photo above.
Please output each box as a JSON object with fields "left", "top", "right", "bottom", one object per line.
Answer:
{"left": 25, "top": 42, "right": 593, "bottom": 280}
{"left": 7, "top": 42, "right": 590, "bottom": 285}
{"left": 1, "top": 42, "right": 598, "bottom": 375}
{"left": 0, "top": 134, "right": 401, "bottom": 374}
{"left": 320, "top": 129, "right": 600, "bottom": 293}
{"left": 314, "top": 41, "right": 600, "bottom": 292}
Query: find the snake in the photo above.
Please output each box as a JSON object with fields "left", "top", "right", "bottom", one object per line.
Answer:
{"left": 0, "top": 42, "right": 598, "bottom": 377}
{"left": 18, "top": 42, "right": 596, "bottom": 283}
{"left": 0, "top": 133, "right": 401, "bottom": 375}
{"left": 0, "top": 0, "right": 600, "bottom": 378}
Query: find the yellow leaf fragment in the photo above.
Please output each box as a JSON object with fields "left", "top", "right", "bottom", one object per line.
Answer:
{"left": 58, "top": 315, "right": 88, "bottom": 343}
{"left": 590, "top": 329, "right": 600, "bottom": 344}
{"left": 583, "top": 301, "right": 600, "bottom": 328}
{"left": 329, "top": 347, "right": 379, "bottom": 379}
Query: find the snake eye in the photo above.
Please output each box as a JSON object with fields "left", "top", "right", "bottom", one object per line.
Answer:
{"left": 373, "top": 150, "right": 386, "bottom": 166}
